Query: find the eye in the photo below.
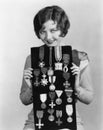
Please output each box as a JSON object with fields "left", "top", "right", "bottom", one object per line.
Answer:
{"left": 40, "top": 30, "right": 45, "bottom": 35}
{"left": 51, "top": 29, "right": 58, "bottom": 33}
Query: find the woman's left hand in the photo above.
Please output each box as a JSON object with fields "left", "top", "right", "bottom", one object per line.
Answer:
{"left": 71, "top": 63, "right": 80, "bottom": 89}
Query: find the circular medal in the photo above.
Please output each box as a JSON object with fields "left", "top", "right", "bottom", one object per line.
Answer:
{"left": 67, "top": 117, "right": 73, "bottom": 123}
{"left": 49, "top": 84, "right": 56, "bottom": 91}
{"left": 48, "top": 115, "right": 55, "bottom": 122}
{"left": 67, "top": 97, "right": 72, "bottom": 103}
{"left": 48, "top": 68, "right": 54, "bottom": 76}
{"left": 41, "top": 103, "right": 46, "bottom": 109}
{"left": 56, "top": 98, "right": 62, "bottom": 105}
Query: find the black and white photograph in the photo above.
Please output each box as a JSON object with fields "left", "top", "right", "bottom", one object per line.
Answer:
{"left": 0, "top": 0, "right": 103, "bottom": 130}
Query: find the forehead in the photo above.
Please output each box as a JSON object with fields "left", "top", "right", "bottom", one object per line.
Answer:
{"left": 42, "top": 20, "right": 57, "bottom": 30}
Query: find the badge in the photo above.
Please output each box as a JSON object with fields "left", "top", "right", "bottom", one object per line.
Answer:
{"left": 34, "top": 69, "right": 40, "bottom": 86}
{"left": 36, "top": 110, "right": 44, "bottom": 129}
{"left": 49, "top": 91, "right": 56, "bottom": 100}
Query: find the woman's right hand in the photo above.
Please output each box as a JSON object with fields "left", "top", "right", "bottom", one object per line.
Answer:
{"left": 23, "top": 67, "right": 33, "bottom": 88}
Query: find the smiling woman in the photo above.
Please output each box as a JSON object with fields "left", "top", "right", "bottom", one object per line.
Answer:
{"left": 39, "top": 20, "right": 61, "bottom": 46}
{"left": 20, "top": 5, "right": 94, "bottom": 130}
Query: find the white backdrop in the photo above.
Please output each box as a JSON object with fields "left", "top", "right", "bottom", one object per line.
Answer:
{"left": 0, "top": 0, "right": 103, "bottom": 130}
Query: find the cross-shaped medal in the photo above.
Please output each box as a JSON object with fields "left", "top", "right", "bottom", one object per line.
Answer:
{"left": 56, "top": 118, "right": 62, "bottom": 126}
{"left": 36, "top": 119, "right": 44, "bottom": 129}
{"left": 49, "top": 101, "right": 56, "bottom": 108}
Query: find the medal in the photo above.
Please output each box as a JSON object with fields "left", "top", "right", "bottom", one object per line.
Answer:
{"left": 56, "top": 110, "right": 62, "bottom": 118}
{"left": 39, "top": 46, "right": 45, "bottom": 68}
{"left": 41, "top": 67, "right": 48, "bottom": 86}
{"left": 40, "top": 94, "right": 47, "bottom": 109}
{"left": 55, "top": 90, "right": 63, "bottom": 105}
{"left": 49, "top": 76, "right": 56, "bottom": 91}
{"left": 48, "top": 67, "right": 54, "bottom": 76}
{"left": 56, "top": 110, "right": 62, "bottom": 126}
{"left": 49, "top": 91, "right": 56, "bottom": 100}
{"left": 63, "top": 72, "right": 70, "bottom": 88}
{"left": 48, "top": 115, "right": 55, "bottom": 122}
{"left": 56, "top": 118, "right": 62, "bottom": 126}
{"left": 55, "top": 45, "right": 62, "bottom": 70}
{"left": 34, "top": 69, "right": 40, "bottom": 86}
{"left": 63, "top": 54, "right": 70, "bottom": 72}
{"left": 55, "top": 45, "right": 62, "bottom": 62}
{"left": 66, "top": 105, "right": 73, "bottom": 123}
{"left": 65, "top": 88, "right": 73, "bottom": 103}
{"left": 36, "top": 110, "right": 44, "bottom": 129}
{"left": 49, "top": 101, "right": 56, "bottom": 108}
{"left": 48, "top": 109, "right": 55, "bottom": 121}
{"left": 55, "top": 62, "right": 63, "bottom": 70}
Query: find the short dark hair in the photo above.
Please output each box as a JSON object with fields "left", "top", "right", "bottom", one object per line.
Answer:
{"left": 33, "top": 5, "right": 70, "bottom": 38}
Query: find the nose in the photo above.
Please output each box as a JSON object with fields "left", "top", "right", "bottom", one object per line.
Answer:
{"left": 46, "top": 32, "right": 52, "bottom": 41}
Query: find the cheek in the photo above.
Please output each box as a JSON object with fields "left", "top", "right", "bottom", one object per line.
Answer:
{"left": 53, "top": 31, "right": 61, "bottom": 39}
{"left": 39, "top": 34, "right": 45, "bottom": 40}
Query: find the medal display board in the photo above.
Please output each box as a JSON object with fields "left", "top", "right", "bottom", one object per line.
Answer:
{"left": 31, "top": 45, "right": 77, "bottom": 130}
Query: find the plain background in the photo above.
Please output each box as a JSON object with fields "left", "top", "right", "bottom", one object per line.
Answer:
{"left": 0, "top": 0, "right": 103, "bottom": 130}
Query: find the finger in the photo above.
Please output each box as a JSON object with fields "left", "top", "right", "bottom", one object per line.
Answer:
{"left": 24, "top": 69, "right": 33, "bottom": 74}
{"left": 27, "top": 68, "right": 33, "bottom": 71}
{"left": 71, "top": 68, "right": 80, "bottom": 73}
{"left": 24, "top": 72, "right": 33, "bottom": 78}
{"left": 71, "top": 64, "right": 78, "bottom": 69}
{"left": 24, "top": 75, "right": 32, "bottom": 79}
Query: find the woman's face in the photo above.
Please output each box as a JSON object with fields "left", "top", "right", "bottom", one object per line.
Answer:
{"left": 39, "top": 20, "right": 62, "bottom": 46}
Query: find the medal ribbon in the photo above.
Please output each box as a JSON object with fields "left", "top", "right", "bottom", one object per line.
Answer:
{"left": 55, "top": 45, "right": 62, "bottom": 62}
{"left": 39, "top": 46, "right": 44, "bottom": 61}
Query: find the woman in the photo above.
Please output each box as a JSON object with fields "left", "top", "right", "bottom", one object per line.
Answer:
{"left": 20, "top": 5, "right": 94, "bottom": 130}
